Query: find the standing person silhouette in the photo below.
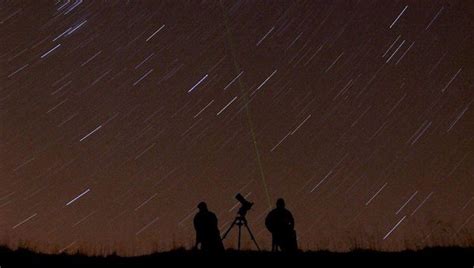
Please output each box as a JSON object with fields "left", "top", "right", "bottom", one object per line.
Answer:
{"left": 265, "top": 198, "right": 297, "bottom": 252}
{"left": 193, "top": 202, "right": 225, "bottom": 252}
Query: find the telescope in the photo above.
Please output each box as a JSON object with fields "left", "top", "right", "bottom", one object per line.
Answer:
{"left": 235, "top": 193, "right": 253, "bottom": 217}
{"left": 222, "top": 193, "right": 259, "bottom": 250}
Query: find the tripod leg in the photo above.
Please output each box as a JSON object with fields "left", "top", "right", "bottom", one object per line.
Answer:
{"left": 221, "top": 219, "right": 236, "bottom": 240}
{"left": 237, "top": 223, "right": 242, "bottom": 250}
{"left": 243, "top": 221, "right": 261, "bottom": 251}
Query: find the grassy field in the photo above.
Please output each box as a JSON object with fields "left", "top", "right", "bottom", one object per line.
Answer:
{"left": 0, "top": 246, "right": 473, "bottom": 267}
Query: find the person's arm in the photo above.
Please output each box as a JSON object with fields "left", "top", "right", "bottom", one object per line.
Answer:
{"left": 265, "top": 211, "right": 273, "bottom": 232}
{"left": 211, "top": 213, "right": 218, "bottom": 227}
{"left": 288, "top": 211, "right": 295, "bottom": 229}
{"left": 193, "top": 216, "right": 200, "bottom": 248}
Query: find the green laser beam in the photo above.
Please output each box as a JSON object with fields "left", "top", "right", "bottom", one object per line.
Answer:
{"left": 219, "top": 0, "right": 272, "bottom": 209}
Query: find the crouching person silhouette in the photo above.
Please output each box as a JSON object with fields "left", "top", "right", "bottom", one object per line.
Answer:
{"left": 265, "top": 198, "right": 298, "bottom": 252}
{"left": 193, "top": 202, "right": 225, "bottom": 253}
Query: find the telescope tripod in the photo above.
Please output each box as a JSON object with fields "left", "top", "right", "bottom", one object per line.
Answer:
{"left": 221, "top": 215, "right": 260, "bottom": 251}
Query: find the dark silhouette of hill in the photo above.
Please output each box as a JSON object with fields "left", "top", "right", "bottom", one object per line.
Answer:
{"left": 0, "top": 246, "right": 472, "bottom": 267}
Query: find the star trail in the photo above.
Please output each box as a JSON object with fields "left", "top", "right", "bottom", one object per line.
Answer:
{"left": 1, "top": 0, "right": 473, "bottom": 255}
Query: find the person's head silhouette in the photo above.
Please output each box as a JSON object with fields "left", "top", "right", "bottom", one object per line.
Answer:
{"left": 197, "top": 201, "right": 208, "bottom": 212}
{"left": 276, "top": 198, "right": 285, "bottom": 209}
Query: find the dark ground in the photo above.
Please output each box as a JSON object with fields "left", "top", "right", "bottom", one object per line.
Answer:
{"left": 0, "top": 246, "right": 473, "bottom": 267}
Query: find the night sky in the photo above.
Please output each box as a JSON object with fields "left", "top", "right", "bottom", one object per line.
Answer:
{"left": 1, "top": 0, "right": 473, "bottom": 255}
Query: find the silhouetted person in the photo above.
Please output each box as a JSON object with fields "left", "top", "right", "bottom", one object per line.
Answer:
{"left": 265, "top": 198, "right": 297, "bottom": 252}
{"left": 193, "top": 202, "right": 224, "bottom": 252}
